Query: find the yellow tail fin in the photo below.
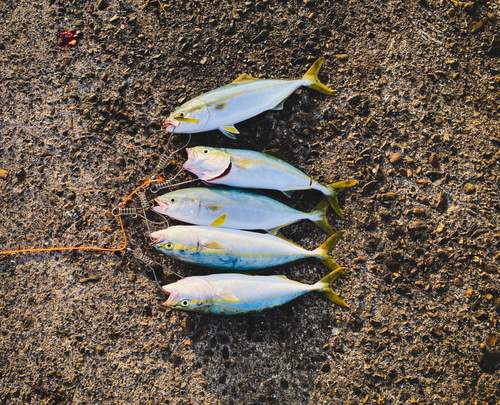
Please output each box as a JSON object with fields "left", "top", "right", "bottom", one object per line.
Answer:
{"left": 303, "top": 57, "right": 336, "bottom": 96}
{"left": 316, "top": 230, "right": 344, "bottom": 271}
{"left": 310, "top": 199, "right": 335, "bottom": 234}
{"left": 318, "top": 267, "right": 349, "bottom": 307}
{"left": 325, "top": 180, "right": 359, "bottom": 218}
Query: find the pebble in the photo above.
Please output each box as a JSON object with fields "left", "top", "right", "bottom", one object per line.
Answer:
{"left": 79, "top": 274, "right": 102, "bottom": 283}
{"left": 252, "top": 29, "right": 269, "bottom": 43}
{"left": 409, "top": 219, "right": 427, "bottom": 231}
{"left": 389, "top": 152, "right": 401, "bottom": 164}
{"left": 484, "top": 263, "right": 496, "bottom": 273}
{"left": 0, "top": 169, "right": 8, "bottom": 179}
{"left": 470, "top": 20, "right": 484, "bottom": 34}
{"left": 115, "top": 156, "right": 126, "bottom": 166}
{"left": 409, "top": 345, "right": 421, "bottom": 355}
{"left": 463, "top": 183, "right": 476, "bottom": 194}
{"left": 429, "top": 153, "right": 439, "bottom": 167}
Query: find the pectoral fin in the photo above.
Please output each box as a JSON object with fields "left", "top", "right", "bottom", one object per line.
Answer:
{"left": 219, "top": 291, "right": 240, "bottom": 302}
{"left": 282, "top": 190, "right": 295, "bottom": 198}
{"left": 213, "top": 100, "right": 230, "bottom": 111}
{"left": 210, "top": 214, "right": 227, "bottom": 227}
{"left": 219, "top": 125, "right": 239, "bottom": 139}
{"left": 235, "top": 159, "right": 255, "bottom": 169}
{"left": 202, "top": 241, "right": 225, "bottom": 249}
{"left": 204, "top": 204, "right": 226, "bottom": 212}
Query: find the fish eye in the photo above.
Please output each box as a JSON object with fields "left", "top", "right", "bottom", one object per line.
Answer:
{"left": 181, "top": 299, "right": 191, "bottom": 307}
{"left": 164, "top": 242, "right": 174, "bottom": 250}
{"left": 170, "top": 197, "right": 177, "bottom": 203}
{"left": 179, "top": 112, "right": 185, "bottom": 118}
{"left": 203, "top": 149, "right": 209, "bottom": 154}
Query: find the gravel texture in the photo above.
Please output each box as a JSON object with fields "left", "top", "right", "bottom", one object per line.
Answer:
{"left": 1, "top": 0, "right": 500, "bottom": 404}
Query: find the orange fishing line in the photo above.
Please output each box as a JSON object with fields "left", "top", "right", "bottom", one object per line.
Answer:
{"left": 0, "top": 178, "right": 163, "bottom": 256}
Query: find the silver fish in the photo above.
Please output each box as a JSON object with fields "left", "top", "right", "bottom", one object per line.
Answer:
{"left": 161, "top": 268, "right": 348, "bottom": 315}
{"left": 165, "top": 58, "right": 335, "bottom": 138}
{"left": 183, "top": 146, "right": 358, "bottom": 218}
{"left": 152, "top": 187, "right": 334, "bottom": 234}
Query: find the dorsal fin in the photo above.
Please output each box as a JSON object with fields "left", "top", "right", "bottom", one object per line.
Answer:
{"left": 232, "top": 74, "right": 259, "bottom": 83}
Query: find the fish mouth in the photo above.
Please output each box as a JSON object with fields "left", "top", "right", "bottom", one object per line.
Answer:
{"left": 152, "top": 198, "right": 168, "bottom": 213}
{"left": 163, "top": 290, "right": 179, "bottom": 306}
{"left": 205, "top": 161, "right": 232, "bottom": 182}
{"left": 149, "top": 233, "right": 163, "bottom": 246}
{"left": 166, "top": 119, "right": 180, "bottom": 132}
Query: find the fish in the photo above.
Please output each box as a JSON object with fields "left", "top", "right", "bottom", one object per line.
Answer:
{"left": 151, "top": 226, "right": 344, "bottom": 272}
{"left": 165, "top": 57, "right": 335, "bottom": 138}
{"left": 161, "top": 268, "right": 348, "bottom": 316}
{"left": 182, "top": 146, "right": 358, "bottom": 218}
{"left": 151, "top": 186, "right": 335, "bottom": 234}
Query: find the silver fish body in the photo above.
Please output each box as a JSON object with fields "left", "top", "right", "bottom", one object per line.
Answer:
{"left": 182, "top": 146, "right": 358, "bottom": 218}
{"left": 151, "top": 226, "right": 343, "bottom": 272}
{"left": 162, "top": 269, "right": 348, "bottom": 316}
{"left": 165, "top": 58, "right": 335, "bottom": 138}
{"left": 151, "top": 187, "right": 334, "bottom": 234}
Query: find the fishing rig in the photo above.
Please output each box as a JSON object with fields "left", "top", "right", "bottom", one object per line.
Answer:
{"left": 0, "top": 128, "right": 196, "bottom": 288}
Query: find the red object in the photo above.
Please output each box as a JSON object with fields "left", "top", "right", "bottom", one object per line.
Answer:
{"left": 58, "top": 31, "right": 81, "bottom": 48}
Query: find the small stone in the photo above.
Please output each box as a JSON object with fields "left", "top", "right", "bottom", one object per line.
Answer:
{"left": 115, "top": 156, "right": 126, "bottom": 166}
{"left": 436, "top": 192, "right": 447, "bottom": 212}
{"left": 252, "top": 29, "right": 269, "bottom": 43}
{"left": 435, "top": 223, "right": 445, "bottom": 233}
{"left": 487, "top": 12, "right": 497, "bottom": 22}
{"left": 463, "top": 183, "right": 476, "bottom": 194}
{"left": 75, "top": 20, "right": 84, "bottom": 27}
{"left": 409, "top": 345, "right": 421, "bottom": 355}
{"left": 97, "top": 345, "right": 104, "bottom": 354}
{"left": 484, "top": 263, "right": 496, "bottom": 273}
{"left": 389, "top": 152, "right": 402, "bottom": 164}
{"left": 409, "top": 219, "right": 427, "bottom": 231}
{"left": 127, "top": 273, "right": 137, "bottom": 282}
{"left": 429, "top": 153, "right": 439, "bottom": 167}
{"left": 437, "top": 249, "right": 449, "bottom": 259}
{"left": 0, "top": 169, "right": 8, "bottom": 179}
{"left": 52, "top": 187, "right": 64, "bottom": 197}
{"left": 379, "top": 209, "right": 390, "bottom": 218}
{"left": 486, "top": 332, "right": 498, "bottom": 347}
{"left": 453, "top": 277, "right": 462, "bottom": 287}
{"left": 335, "top": 54, "right": 348, "bottom": 61}
{"left": 109, "top": 15, "right": 120, "bottom": 23}
{"left": 79, "top": 274, "right": 102, "bottom": 283}
{"left": 470, "top": 20, "right": 484, "bottom": 33}
{"left": 97, "top": 0, "right": 109, "bottom": 10}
